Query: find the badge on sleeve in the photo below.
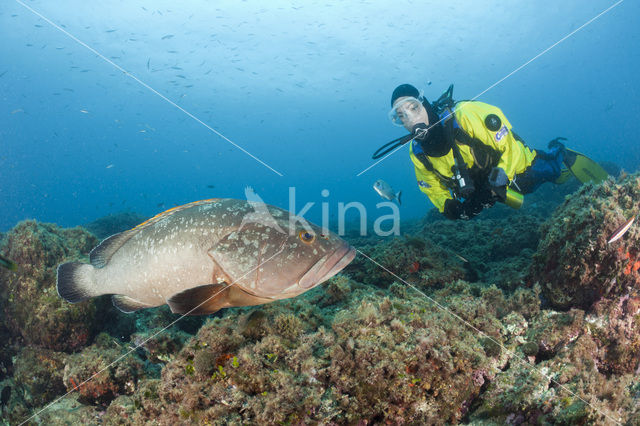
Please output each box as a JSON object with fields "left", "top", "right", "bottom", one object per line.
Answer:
{"left": 485, "top": 114, "right": 502, "bottom": 131}
{"left": 495, "top": 125, "right": 508, "bottom": 142}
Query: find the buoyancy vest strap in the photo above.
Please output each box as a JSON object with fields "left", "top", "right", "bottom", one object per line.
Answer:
{"left": 453, "top": 127, "right": 501, "bottom": 170}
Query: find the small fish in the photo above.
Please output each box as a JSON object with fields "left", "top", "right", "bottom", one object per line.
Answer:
{"left": 0, "top": 254, "right": 17, "bottom": 271}
{"left": 106, "top": 164, "right": 114, "bottom": 169}
{"left": 79, "top": 109, "right": 89, "bottom": 114}
{"left": 207, "top": 185, "right": 215, "bottom": 189}
{"left": 146, "top": 58, "right": 150, "bottom": 70}
{"left": 161, "top": 34, "right": 174, "bottom": 40}
{"left": 11, "top": 109, "right": 23, "bottom": 114}
{"left": 454, "top": 253, "right": 468, "bottom": 263}
{"left": 607, "top": 216, "right": 635, "bottom": 244}
{"left": 56, "top": 199, "right": 355, "bottom": 315}
{"left": 373, "top": 179, "right": 402, "bottom": 205}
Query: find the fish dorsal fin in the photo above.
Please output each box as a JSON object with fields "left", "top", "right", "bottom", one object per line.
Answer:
{"left": 167, "top": 283, "right": 273, "bottom": 316}
{"left": 90, "top": 198, "right": 223, "bottom": 268}
{"left": 90, "top": 232, "right": 131, "bottom": 268}
{"left": 130, "top": 198, "right": 223, "bottom": 232}
{"left": 112, "top": 295, "right": 153, "bottom": 313}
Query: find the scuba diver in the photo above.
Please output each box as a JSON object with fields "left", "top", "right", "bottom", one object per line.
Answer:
{"left": 374, "top": 83, "right": 608, "bottom": 220}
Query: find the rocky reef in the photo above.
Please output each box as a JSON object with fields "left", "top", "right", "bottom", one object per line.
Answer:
{"left": 2, "top": 174, "right": 640, "bottom": 424}
{"left": 0, "top": 221, "right": 99, "bottom": 353}
{"left": 531, "top": 173, "right": 640, "bottom": 310}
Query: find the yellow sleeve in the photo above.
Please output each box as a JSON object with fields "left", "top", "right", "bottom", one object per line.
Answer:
{"left": 411, "top": 156, "right": 453, "bottom": 213}
{"left": 494, "top": 121, "right": 525, "bottom": 180}
{"left": 455, "top": 102, "right": 535, "bottom": 181}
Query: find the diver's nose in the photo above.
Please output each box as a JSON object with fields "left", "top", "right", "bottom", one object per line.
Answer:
{"left": 402, "top": 110, "right": 424, "bottom": 131}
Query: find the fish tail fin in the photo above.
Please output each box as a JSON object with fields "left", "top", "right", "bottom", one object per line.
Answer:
{"left": 56, "top": 262, "right": 100, "bottom": 303}
{"left": 396, "top": 190, "right": 402, "bottom": 206}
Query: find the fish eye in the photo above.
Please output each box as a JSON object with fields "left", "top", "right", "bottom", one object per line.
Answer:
{"left": 298, "top": 230, "right": 316, "bottom": 244}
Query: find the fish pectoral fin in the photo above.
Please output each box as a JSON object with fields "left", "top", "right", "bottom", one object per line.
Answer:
{"left": 167, "top": 283, "right": 230, "bottom": 315}
{"left": 226, "top": 285, "right": 274, "bottom": 307}
{"left": 112, "top": 295, "right": 153, "bottom": 313}
{"left": 167, "top": 283, "right": 274, "bottom": 316}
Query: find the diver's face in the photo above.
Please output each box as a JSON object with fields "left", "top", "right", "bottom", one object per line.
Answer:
{"left": 393, "top": 96, "right": 429, "bottom": 131}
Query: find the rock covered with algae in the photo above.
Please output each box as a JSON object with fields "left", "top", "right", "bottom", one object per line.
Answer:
{"left": 469, "top": 296, "right": 640, "bottom": 424}
{"left": 530, "top": 173, "right": 640, "bottom": 310}
{"left": 0, "top": 220, "right": 99, "bottom": 352}
{"left": 346, "top": 235, "right": 469, "bottom": 287}
{"left": 4, "top": 181, "right": 640, "bottom": 425}
{"left": 94, "top": 277, "right": 544, "bottom": 425}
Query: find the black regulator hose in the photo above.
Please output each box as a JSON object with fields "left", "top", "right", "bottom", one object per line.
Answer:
{"left": 371, "top": 133, "right": 414, "bottom": 159}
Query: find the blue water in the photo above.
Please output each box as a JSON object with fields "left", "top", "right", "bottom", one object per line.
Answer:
{"left": 1, "top": 0, "right": 638, "bottom": 232}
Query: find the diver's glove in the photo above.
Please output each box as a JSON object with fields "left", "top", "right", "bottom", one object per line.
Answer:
{"left": 488, "top": 167, "right": 509, "bottom": 202}
{"left": 488, "top": 167, "right": 509, "bottom": 188}
{"left": 443, "top": 198, "right": 485, "bottom": 221}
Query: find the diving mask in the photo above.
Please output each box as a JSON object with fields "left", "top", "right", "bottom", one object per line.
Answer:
{"left": 388, "top": 96, "right": 428, "bottom": 128}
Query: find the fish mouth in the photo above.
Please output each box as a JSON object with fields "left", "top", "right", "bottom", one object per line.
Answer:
{"left": 298, "top": 244, "right": 356, "bottom": 289}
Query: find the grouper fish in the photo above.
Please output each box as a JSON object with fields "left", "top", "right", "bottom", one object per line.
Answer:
{"left": 57, "top": 198, "right": 355, "bottom": 315}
